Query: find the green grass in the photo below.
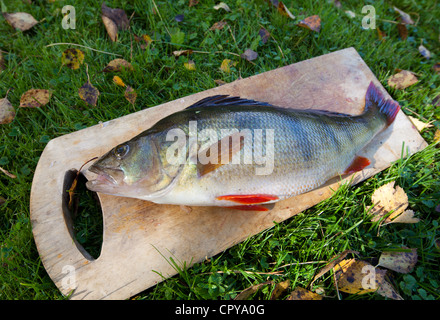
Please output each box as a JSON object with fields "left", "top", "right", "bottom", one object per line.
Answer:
{"left": 1, "top": 0, "right": 439, "bottom": 300}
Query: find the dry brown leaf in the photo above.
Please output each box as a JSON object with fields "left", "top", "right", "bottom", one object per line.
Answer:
{"left": 19, "top": 89, "right": 51, "bottom": 108}
{"left": 434, "top": 129, "right": 440, "bottom": 143}
{"left": 78, "top": 81, "right": 100, "bottom": 106}
{"left": 2, "top": 12, "right": 38, "bottom": 31}
{"left": 287, "top": 287, "right": 322, "bottom": 300}
{"left": 213, "top": 2, "right": 231, "bottom": 12}
{"left": 0, "top": 51, "right": 5, "bottom": 72}
{"left": 234, "top": 281, "right": 273, "bottom": 300}
{"left": 102, "top": 15, "right": 118, "bottom": 42}
{"left": 184, "top": 60, "right": 196, "bottom": 71}
{"left": 61, "top": 48, "right": 85, "bottom": 70}
{"left": 102, "top": 58, "right": 133, "bottom": 72}
{"left": 214, "top": 79, "right": 227, "bottom": 86}
{"left": 378, "top": 248, "right": 418, "bottom": 274}
{"left": 210, "top": 21, "right": 228, "bottom": 31}
{"left": 376, "top": 277, "right": 404, "bottom": 300}
{"left": 258, "top": 27, "right": 270, "bottom": 44}
{"left": 101, "top": 2, "right": 129, "bottom": 30}
{"left": 124, "top": 86, "right": 137, "bottom": 105}
{"left": 277, "top": 2, "right": 295, "bottom": 19}
{"left": 377, "top": 27, "right": 386, "bottom": 41}
{"left": 397, "top": 23, "right": 408, "bottom": 41}
{"left": 0, "top": 166, "right": 16, "bottom": 179}
{"left": 0, "top": 94, "right": 15, "bottom": 124}
{"left": 393, "top": 6, "right": 414, "bottom": 25}
{"left": 408, "top": 115, "right": 433, "bottom": 132}
{"left": 241, "top": 48, "right": 258, "bottom": 61}
{"left": 367, "top": 181, "right": 420, "bottom": 224}
{"left": 418, "top": 45, "right": 431, "bottom": 59}
{"left": 298, "top": 15, "right": 321, "bottom": 32}
{"left": 172, "top": 49, "right": 193, "bottom": 57}
{"left": 433, "top": 63, "right": 440, "bottom": 74}
{"left": 387, "top": 70, "right": 418, "bottom": 90}
{"left": 270, "top": 279, "right": 290, "bottom": 300}
{"left": 333, "top": 259, "right": 387, "bottom": 294}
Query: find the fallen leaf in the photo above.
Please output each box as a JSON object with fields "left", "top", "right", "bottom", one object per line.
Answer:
{"left": 78, "top": 81, "right": 100, "bottom": 106}
{"left": 287, "top": 287, "right": 322, "bottom": 300}
{"left": 367, "top": 181, "right": 420, "bottom": 224}
{"left": 102, "top": 15, "right": 118, "bottom": 42}
{"left": 0, "top": 94, "right": 15, "bottom": 124}
{"left": 397, "top": 23, "right": 408, "bottom": 40}
{"left": 102, "top": 58, "right": 133, "bottom": 72}
{"left": 378, "top": 248, "right": 418, "bottom": 274}
{"left": 310, "top": 250, "right": 358, "bottom": 288}
{"left": 2, "top": 12, "right": 38, "bottom": 31}
{"left": 184, "top": 60, "right": 196, "bottom": 70}
{"left": 387, "top": 70, "right": 418, "bottom": 90}
{"left": 142, "top": 34, "right": 152, "bottom": 45}
{"left": 376, "top": 277, "right": 404, "bottom": 300}
{"left": 234, "top": 281, "right": 273, "bottom": 300}
{"left": 433, "top": 63, "right": 440, "bottom": 74}
{"left": 214, "top": 79, "right": 227, "bottom": 86}
{"left": 172, "top": 49, "right": 193, "bottom": 57}
{"left": 270, "top": 279, "right": 290, "bottom": 300}
{"left": 189, "top": 0, "right": 199, "bottom": 7}
{"left": 241, "top": 48, "right": 258, "bottom": 61}
{"left": 0, "top": 166, "right": 16, "bottom": 179}
{"left": 277, "top": 2, "right": 295, "bottom": 19}
{"left": 393, "top": 6, "right": 414, "bottom": 25}
{"left": 333, "top": 259, "right": 386, "bottom": 294}
{"left": 61, "top": 48, "right": 85, "bottom": 70}
{"left": 101, "top": 2, "right": 129, "bottom": 30}
{"left": 433, "top": 95, "right": 440, "bottom": 107}
{"left": 377, "top": 27, "right": 386, "bottom": 42}
{"left": 213, "top": 2, "right": 231, "bottom": 12}
{"left": 408, "top": 115, "right": 433, "bottom": 132}
{"left": 258, "top": 27, "right": 270, "bottom": 44}
{"left": 298, "top": 15, "right": 321, "bottom": 32}
{"left": 220, "top": 59, "right": 236, "bottom": 73}
{"left": 113, "top": 75, "right": 126, "bottom": 87}
{"left": 19, "top": 89, "right": 51, "bottom": 108}
{"left": 434, "top": 129, "right": 440, "bottom": 143}
{"left": 418, "top": 45, "right": 431, "bottom": 59}
{"left": 124, "top": 86, "right": 137, "bottom": 105}
{"left": 210, "top": 20, "right": 228, "bottom": 31}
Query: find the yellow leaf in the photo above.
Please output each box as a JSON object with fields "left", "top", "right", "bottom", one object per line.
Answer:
{"left": 102, "top": 15, "right": 118, "bottom": 42}
{"left": 378, "top": 248, "right": 418, "bottom": 274}
{"left": 113, "top": 76, "right": 126, "bottom": 87}
{"left": 408, "top": 115, "right": 433, "bottom": 132}
{"left": 286, "top": 287, "right": 322, "bottom": 300}
{"left": 78, "top": 81, "right": 100, "bottom": 106}
{"left": 298, "top": 15, "right": 321, "bottom": 32}
{"left": 220, "top": 59, "right": 237, "bottom": 73}
{"left": 270, "top": 279, "right": 290, "bottom": 300}
{"left": 19, "top": 89, "right": 52, "bottom": 108}
{"left": 367, "top": 181, "right": 420, "bottom": 224}
{"left": 333, "top": 259, "right": 386, "bottom": 294}
{"left": 61, "top": 48, "right": 85, "bottom": 70}
{"left": 433, "top": 129, "right": 440, "bottom": 143}
{"left": 387, "top": 70, "right": 418, "bottom": 90}
{"left": 142, "top": 34, "right": 152, "bottom": 45}
{"left": 234, "top": 281, "right": 273, "bottom": 300}
{"left": 184, "top": 60, "right": 196, "bottom": 71}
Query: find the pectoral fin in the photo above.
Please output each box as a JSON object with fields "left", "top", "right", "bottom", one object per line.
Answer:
{"left": 344, "top": 156, "right": 371, "bottom": 174}
{"left": 197, "top": 132, "right": 244, "bottom": 177}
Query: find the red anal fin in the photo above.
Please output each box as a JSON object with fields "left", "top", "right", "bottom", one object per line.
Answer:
{"left": 216, "top": 194, "right": 279, "bottom": 204}
{"left": 227, "top": 205, "right": 270, "bottom": 212}
{"left": 344, "top": 156, "right": 371, "bottom": 174}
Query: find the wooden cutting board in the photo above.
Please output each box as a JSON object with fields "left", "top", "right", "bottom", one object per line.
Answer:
{"left": 30, "top": 47, "right": 427, "bottom": 300}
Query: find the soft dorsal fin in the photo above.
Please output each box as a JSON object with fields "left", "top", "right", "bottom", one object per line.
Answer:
{"left": 186, "top": 95, "right": 274, "bottom": 110}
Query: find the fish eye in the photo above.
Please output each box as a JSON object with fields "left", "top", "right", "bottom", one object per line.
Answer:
{"left": 114, "top": 144, "right": 129, "bottom": 158}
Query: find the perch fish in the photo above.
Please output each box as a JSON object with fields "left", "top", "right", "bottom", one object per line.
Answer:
{"left": 86, "top": 82, "right": 400, "bottom": 211}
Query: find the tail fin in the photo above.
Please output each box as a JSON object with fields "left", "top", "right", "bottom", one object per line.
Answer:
{"left": 365, "top": 82, "right": 401, "bottom": 125}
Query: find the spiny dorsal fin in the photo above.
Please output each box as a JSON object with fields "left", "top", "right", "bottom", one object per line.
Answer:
{"left": 186, "top": 95, "right": 274, "bottom": 110}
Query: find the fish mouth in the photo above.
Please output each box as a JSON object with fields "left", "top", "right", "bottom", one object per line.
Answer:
{"left": 86, "top": 163, "right": 125, "bottom": 192}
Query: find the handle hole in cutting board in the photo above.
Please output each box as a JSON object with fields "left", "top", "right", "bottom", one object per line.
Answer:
{"left": 62, "top": 169, "right": 103, "bottom": 260}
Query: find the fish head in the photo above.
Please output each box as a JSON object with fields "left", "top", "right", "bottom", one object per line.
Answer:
{"left": 86, "top": 136, "right": 164, "bottom": 197}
